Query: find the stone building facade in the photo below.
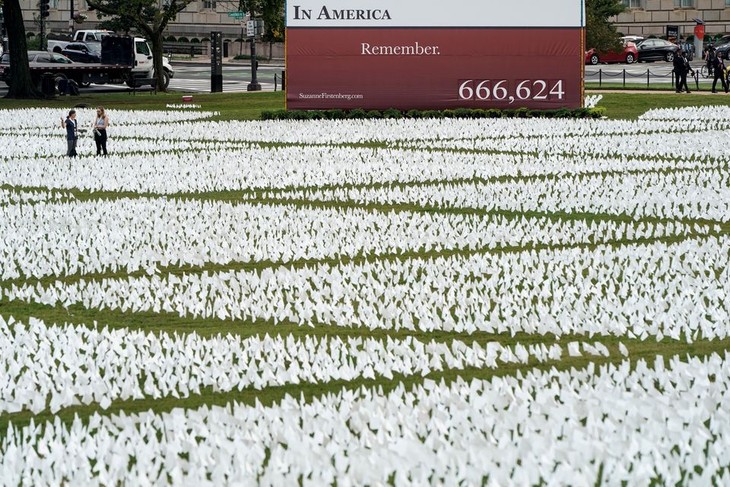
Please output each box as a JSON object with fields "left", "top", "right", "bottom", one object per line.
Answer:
{"left": 23, "top": 0, "right": 730, "bottom": 45}
{"left": 614, "top": 0, "right": 730, "bottom": 38}
{"left": 21, "top": 0, "right": 247, "bottom": 39}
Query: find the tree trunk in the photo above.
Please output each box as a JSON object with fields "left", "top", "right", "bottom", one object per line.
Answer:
{"left": 2, "top": 0, "right": 42, "bottom": 98}
{"left": 150, "top": 29, "right": 166, "bottom": 92}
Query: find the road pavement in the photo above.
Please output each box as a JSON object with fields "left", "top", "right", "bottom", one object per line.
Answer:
{"left": 167, "top": 61, "right": 284, "bottom": 93}
{"left": 585, "top": 60, "right": 721, "bottom": 88}
{"left": 0, "top": 59, "right": 285, "bottom": 95}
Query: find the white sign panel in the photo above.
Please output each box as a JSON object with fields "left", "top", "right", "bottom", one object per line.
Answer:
{"left": 288, "top": 0, "right": 585, "bottom": 28}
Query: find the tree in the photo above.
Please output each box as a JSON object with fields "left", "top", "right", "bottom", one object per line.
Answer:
{"left": 586, "top": 0, "right": 626, "bottom": 51}
{"left": 1, "top": 0, "right": 42, "bottom": 98}
{"left": 86, "top": 0, "right": 194, "bottom": 91}
{"left": 238, "top": 0, "right": 284, "bottom": 42}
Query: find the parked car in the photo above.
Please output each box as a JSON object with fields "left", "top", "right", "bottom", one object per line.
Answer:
{"left": 621, "top": 35, "right": 644, "bottom": 44}
{"left": 713, "top": 38, "right": 730, "bottom": 60}
{"left": 713, "top": 35, "right": 730, "bottom": 47}
{"left": 2, "top": 50, "right": 74, "bottom": 66}
{"left": 585, "top": 42, "right": 638, "bottom": 65}
{"left": 635, "top": 38, "right": 680, "bottom": 62}
{"left": 61, "top": 43, "right": 101, "bottom": 63}
{"left": 1, "top": 51, "right": 74, "bottom": 85}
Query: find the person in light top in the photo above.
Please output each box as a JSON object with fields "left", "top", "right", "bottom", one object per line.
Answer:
{"left": 92, "top": 106, "right": 110, "bottom": 156}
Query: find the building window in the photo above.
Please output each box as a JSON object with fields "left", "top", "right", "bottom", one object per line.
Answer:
{"left": 674, "top": 0, "right": 694, "bottom": 7}
{"left": 50, "top": 0, "right": 59, "bottom": 8}
{"left": 623, "top": 0, "right": 642, "bottom": 7}
{"left": 202, "top": 0, "right": 216, "bottom": 9}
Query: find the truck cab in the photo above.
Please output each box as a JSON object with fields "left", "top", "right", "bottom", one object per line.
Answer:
{"left": 131, "top": 37, "right": 174, "bottom": 88}
{"left": 8, "top": 33, "right": 175, "bottom": 90}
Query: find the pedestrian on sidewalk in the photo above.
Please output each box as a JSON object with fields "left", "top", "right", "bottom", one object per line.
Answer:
{"left": 60, "top": 109, "right": 78, "bottom": 157}
{"left": 711, "top": 53, "right": 728, "bottom": 93}
{"left": 705, "top": 44, "right": 716, "bottom": 77}
{"left": 674, "top": 50, "right": 692, "bottom": 93}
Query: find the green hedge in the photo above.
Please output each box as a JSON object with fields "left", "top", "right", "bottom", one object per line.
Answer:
{"left": 261, "top": 107, "right": 605, "bottom": 121}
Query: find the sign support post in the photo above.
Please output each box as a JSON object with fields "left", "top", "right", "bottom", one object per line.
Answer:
{"left": 247, "top": 18, "right": 262, "bottom": 91}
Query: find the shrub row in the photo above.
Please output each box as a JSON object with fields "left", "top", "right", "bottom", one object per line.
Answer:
{"left": 261, "top": 107, "right": 605, "bottom": 121}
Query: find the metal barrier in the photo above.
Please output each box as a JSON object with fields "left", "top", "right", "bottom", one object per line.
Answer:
{"left": 586, "top": 68, "right": 700, "bottom": 90}
{"left": 273, "top": 71, "right": 285, "bottom": 92}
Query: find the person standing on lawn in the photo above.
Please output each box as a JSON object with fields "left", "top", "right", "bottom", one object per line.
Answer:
{"left": 60, "top": 109, "right": 78, "bottom": 157}
{"left": 92, "top": 106, "right": 110, "bottom": 156}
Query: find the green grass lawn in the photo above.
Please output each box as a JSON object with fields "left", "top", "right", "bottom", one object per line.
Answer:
{"left": 0, "top": 91, "right": 285, "bottom": 121}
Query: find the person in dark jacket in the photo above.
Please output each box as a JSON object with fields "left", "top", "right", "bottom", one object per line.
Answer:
{"left": 682, "top": 50, "right": 694, "bottom": 92}
{"left": 711, "top": 53, "right": 728, "bottom": 93}
{"left": 60, "top": 109, "right": 78, "bottom": 157}
{"left": 674, "top": 50, "right": 690, "bottom": 93}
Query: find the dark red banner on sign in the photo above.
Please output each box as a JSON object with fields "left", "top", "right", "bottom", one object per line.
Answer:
{"left": 286, "top": 28, "right": 584, "bottom": 110}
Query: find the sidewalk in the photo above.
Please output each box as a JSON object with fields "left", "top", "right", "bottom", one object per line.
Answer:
{"left": 169, "top": 56, "right": 285, "bottom": 68}
{"left": 587, "top": 89, "right": 729, "bottom": 95}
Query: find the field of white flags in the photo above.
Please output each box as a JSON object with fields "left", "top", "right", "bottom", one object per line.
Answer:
{"left": 0, "top": 102, "right": 729, "bottom": 485}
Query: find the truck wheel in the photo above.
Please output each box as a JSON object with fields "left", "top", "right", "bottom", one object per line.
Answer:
{"left": 53, "top": 73, "right": 69, "bottom": 95}
{"left": 162, "top": 70, "right": 171, "bottom": 89}
{"left": 53, "top": 47, "right": 63, "bottom": 53}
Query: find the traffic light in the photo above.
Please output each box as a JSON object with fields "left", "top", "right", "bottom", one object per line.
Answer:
{"left": 40, "top": 0, "right": 51, "bottom": 18}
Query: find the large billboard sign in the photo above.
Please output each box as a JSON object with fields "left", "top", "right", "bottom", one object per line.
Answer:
{"left": 286, "top": 0, "right": 585, "bottom": 110}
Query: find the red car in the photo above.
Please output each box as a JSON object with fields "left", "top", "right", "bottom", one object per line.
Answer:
{"left": 585, "top": 43, "right": 638, "bottom": 65}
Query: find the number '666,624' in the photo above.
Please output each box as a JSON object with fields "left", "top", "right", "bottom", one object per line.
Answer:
{"left": 458, "top": 79, "right": 565, "bottom": 102}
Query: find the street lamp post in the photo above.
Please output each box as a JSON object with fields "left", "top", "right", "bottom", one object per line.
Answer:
{"left": 247, "top": 14, "right": 261, "bottom": 91}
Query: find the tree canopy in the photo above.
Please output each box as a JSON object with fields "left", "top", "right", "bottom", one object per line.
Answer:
{"left": 586, "top": 0, "right": 626, "bottom": 51}
{"left": 238, "top": 0, "right": 284, "bottom": 42}
{"left": 86, "top": 0, "right": 194, "bottom": 91}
